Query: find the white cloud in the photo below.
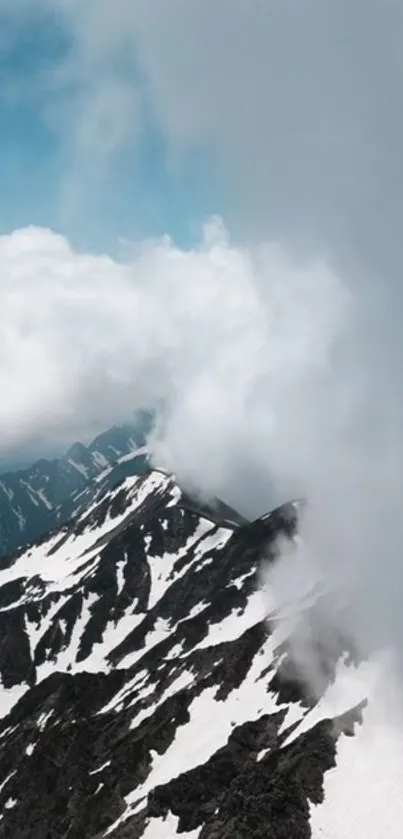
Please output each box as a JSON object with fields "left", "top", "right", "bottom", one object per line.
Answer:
{"left": 0, "top": 220, "right": 348, "bottom": 497}
{"left": 3, "top": 218, "right": 403, "bottom": 681}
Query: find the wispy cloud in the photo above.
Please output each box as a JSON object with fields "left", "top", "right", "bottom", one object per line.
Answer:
{"left": 6, "top": 0, "right": 403, "bottom": 268}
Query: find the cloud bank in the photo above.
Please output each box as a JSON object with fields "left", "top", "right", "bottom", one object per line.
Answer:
{"left": 0, "top": 219, "right": 349, "bottom": 505}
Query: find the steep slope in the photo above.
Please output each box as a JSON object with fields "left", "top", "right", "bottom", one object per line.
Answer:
{"left": 0, "top": 423, "right": 150, "bottom": 559}
{"left": 0, "top": 470, "right": 398, "bottom": 838}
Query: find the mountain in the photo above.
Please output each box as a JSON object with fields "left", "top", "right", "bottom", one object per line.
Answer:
{"left": 0, "top": 423, "right": 151, "bottom": 559}
{"left": 0, "top": 466, "right": 393, "bottom": 838}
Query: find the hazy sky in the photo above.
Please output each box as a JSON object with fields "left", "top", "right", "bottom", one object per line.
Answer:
{"left": 1, "top": 0, "right": 402, "bottom": 269}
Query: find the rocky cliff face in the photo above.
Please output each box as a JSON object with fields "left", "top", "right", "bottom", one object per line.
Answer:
{"left": 0, "top": 468, "right": 395, "bottom": 838}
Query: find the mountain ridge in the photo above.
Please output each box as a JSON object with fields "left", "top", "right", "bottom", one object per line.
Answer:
{"left": 0, "top": 464, "right": 393, "bottom": 838}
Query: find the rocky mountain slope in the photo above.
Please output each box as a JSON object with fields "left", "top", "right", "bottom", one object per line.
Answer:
{"left": 0, "top": 423, "right": 150, "bottom": 559}
{"left": 0, "top": 468, "right": 398, "bottom": 838}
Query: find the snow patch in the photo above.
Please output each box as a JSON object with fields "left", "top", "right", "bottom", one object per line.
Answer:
{"left": 90, "top": 760, "right": 111, "bottom": 776}
{"left": 310, "top": 666, "right": 403, "bottom": 839}
{"left": 197, "top": 589, "right": 267, "bottom": 649}
{"left": 68, "top": 458, "right": 89, "bottom": 479}
{"left": 141, "top": 814, "right": 201, "bottom": 839}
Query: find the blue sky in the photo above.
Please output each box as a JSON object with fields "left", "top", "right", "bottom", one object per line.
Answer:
{"left": 0, "top": 7, "right": 222, "bottom": 253}
{"left": 2, "top": 0, "right": 403, "bottom": 268}
{"left": 4, "top": 0, "right": 403, "bottom": 271}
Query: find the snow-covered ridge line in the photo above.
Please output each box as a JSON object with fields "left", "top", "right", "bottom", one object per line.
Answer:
{"left": 0, "top": 467, "right": 237, "bottom": 711}
{"left": 0, "top": 463, "right": 391, "bottom": 839}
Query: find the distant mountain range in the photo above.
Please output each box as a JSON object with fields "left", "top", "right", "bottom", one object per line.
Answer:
{"left": 0, "top": 423, "right": 151, "bottom": 559}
